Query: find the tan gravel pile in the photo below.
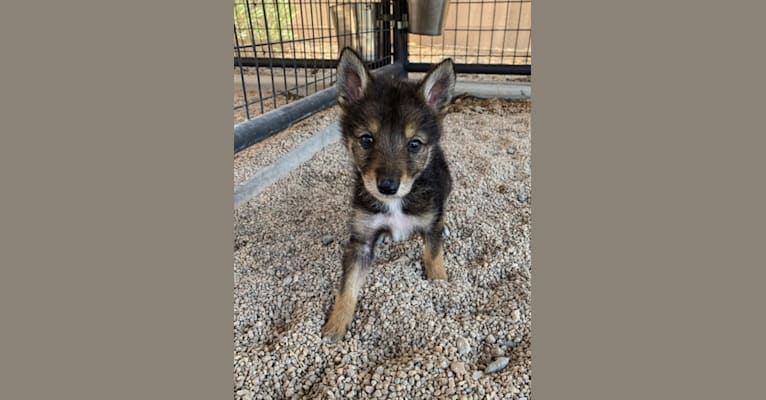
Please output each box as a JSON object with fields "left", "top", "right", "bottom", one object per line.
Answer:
{"left": 234, "top": 97, "right": 531, "bottom": 399}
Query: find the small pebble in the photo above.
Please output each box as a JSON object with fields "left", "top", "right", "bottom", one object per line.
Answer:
{"left": 236, "top": 390, "right": 252, "bottom": 400}
{"left": 456, "top": 337, "right": 471, "bottom": 355}
{"left": 511, "top": 309, "right": 521, "bottom": 322}
{"left": 472, "top": 371, "right": 484, "bottom": 380}
{"left": 485, "top": 357, "right": 510, "bottom": 374}
{"left": 321, "top": 235, "right": 334, "bottom": 246}
{"left": 450, "top": 361, "right": 466, "bottom": 376}
{"left": 517, "top": 192, "right": 528, "bottom": 203}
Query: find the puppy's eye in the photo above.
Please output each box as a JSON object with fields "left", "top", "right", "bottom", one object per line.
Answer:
{"left": 408, "top": 139, "right": 423, "bottom": 152}
{"left": 359, "top": 135, "right": 374, "bottom": 148}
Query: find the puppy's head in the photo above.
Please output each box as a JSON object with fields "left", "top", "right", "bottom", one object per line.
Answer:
{"left": 336, "top": 48, "right": 455, "bottom": 202}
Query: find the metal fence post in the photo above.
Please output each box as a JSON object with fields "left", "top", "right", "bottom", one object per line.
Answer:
{"left": 393, "top": 0, "right": 409, "bottom": 75}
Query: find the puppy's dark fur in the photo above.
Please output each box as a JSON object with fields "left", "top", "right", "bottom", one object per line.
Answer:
{"left": 323, "top": 48, "right": 456, "bottom": 340}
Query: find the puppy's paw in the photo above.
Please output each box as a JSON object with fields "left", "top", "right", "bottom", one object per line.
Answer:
{"left": 322, "top": 299, "right": 354, "bottom": 340}
{"left": 322, "top": 316, "right": 349, "bottom": 341}
{"left": 426, "top": 266, "right": 448, "bottom": 280}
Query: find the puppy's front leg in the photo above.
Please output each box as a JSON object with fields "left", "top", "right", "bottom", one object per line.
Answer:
{"left": 423, "top": 217, "right": 448, "bottom": 280}
{"left": 323, "top": 235, "right": 375, "bottom": 340}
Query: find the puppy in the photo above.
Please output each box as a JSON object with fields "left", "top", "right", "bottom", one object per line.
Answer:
{"left": 323, "top": 48, "right": 456, "bottom": 340}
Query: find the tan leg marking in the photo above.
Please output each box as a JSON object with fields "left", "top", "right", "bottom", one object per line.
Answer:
{"left": 323, "top": 262, "right": 366, "bottom": 339}
{"left": 423, "top": 238, "right": 447, "bottom": 280}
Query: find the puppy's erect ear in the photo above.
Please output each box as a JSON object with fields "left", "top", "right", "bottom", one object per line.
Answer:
{"left": 418, "top": 58, "right": 456, "bottom": 115}
{"left": 336, "top": 47, "right": 373, "bottom": 108}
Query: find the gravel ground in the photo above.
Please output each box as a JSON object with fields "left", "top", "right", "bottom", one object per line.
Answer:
{"left": 234, "top": 96, "right": 531, "bottom": 399}
{"left": 233, "top": 106, "right": 340, "bottom": 187}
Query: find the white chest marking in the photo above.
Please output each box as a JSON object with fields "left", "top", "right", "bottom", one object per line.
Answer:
{"left": 367, "top": 200, "right": 432, "bottom": 242}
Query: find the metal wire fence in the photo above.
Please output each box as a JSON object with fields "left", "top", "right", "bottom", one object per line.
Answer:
{"left": 233, "top": 0, "right": 531, "bottom": 146}
{"left": 234, "top": 0, "right": 394, "bottom": 122}
{"left": 406, "top": 0, "right": 531, "bottom": 69}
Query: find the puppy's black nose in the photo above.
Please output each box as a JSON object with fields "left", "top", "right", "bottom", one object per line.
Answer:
{"left": 377, "top": 177, "right": 400, "bottom": 195}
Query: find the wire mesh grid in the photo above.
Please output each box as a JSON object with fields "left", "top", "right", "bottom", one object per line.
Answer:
{"left": 406, "top": 0, "right": 531, "bottom": 65}
{"left": 234, "top": 0, "right": 394, "bottom": 123}
{"left": 233, "top": 0, "right": 531, "bottom": 124}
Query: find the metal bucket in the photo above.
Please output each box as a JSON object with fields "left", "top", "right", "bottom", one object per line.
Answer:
{"left": 329, "top": 2, "right": 383, "bottom": 62}
{"left": 407, "top": 0, "right": 451, "bottom": 36}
